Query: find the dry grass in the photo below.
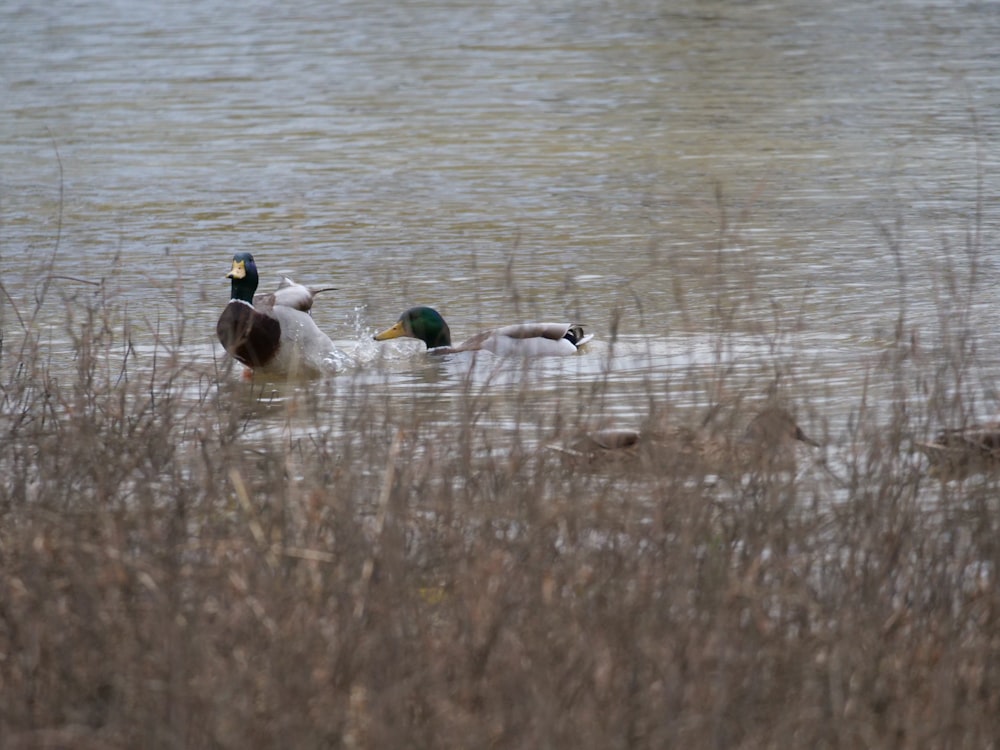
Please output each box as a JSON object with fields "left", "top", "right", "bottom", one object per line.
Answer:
{"left": 2, "top": 276, "right": 1000, "bottom": 750}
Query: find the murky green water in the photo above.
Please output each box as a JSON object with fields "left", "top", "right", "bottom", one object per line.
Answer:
{"left": 2, "top": 0, "right": 999, "bottom": 447}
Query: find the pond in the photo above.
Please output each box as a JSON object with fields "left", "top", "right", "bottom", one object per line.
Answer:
{"left": 2, "top": 0, "right": 999, "bottom": 453}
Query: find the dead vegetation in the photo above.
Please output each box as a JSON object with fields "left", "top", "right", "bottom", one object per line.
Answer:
{"left": 1, "top": 271, "right": 999, "bottom": 750}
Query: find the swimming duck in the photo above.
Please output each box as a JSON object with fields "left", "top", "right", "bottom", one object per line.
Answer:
{"left": 373, "top": 306, "right": 593, "bottom": 357}
{"left": 216, "top": 252, "right": 341, "bottom": 378}
{"left": 915, "top": 423, "right": 1000, "bottom": 479}
{"left": 557, "top": 407, "right": 820, "bottom": 475}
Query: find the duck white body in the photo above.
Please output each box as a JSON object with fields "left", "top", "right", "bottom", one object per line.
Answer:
{"left": 457, "top": 323, "right": 595, "bottom": 357}
{"left": 251, "top": 302, "right": 342, "bottom": 378}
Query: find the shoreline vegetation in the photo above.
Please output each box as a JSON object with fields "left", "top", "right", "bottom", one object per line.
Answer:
{"left": 3, "top": 260, "right": 999, "bottom": 749}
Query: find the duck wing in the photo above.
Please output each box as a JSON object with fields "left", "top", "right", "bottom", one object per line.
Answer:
{"left": 470, "top": 322, "right": 593, "bottom": 356}
{"left": 269, "top": 277, "right": 336, "bottom": 313}
{"left": 492, "top": 322, "right": 579, "bottom": 341}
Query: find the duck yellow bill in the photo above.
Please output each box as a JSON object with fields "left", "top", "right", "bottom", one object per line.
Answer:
{"left": 226, "top": 259, "right": 246, "bottom": 279}
{"left": 373, "top": 320, "right": 407, "bottom": 341}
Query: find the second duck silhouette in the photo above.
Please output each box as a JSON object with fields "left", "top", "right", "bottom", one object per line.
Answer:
{"left": 373, "top": 306, "right": 593, "bottom": 357}
{"left": 559, "top": 406, "right": 820, "bottom": 476}
{"left": 914, "top": 422, "right": 1000, "bottom": 479}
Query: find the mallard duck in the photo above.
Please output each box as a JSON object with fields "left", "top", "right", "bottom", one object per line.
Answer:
{"left": 557, "top": 407, "right": 820, "bottom": 475}
{"left": 216, "top": 252, "right": 341, "bottom": 378}
{"left": 915, "top": 423, "right": 1000, "bottom": 479}
{"left": 373, "top": 306, "right": 593, "bottom": 357}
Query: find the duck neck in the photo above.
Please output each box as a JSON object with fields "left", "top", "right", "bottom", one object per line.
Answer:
{"left": 425, "top": 324, "right": 451, "bottom": 349}
{"left": 230, "top": 277, "right": 256, "bottom": 304}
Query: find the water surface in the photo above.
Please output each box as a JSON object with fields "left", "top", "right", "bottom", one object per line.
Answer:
{"left": 2, "top": 0, "right": 999, "bottom": 447}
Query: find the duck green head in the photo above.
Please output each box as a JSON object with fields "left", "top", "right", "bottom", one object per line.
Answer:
{"left": 373, "top": 306, "right": 452, "bottom": 349}
{"left": 226, "top": 252, "right": 259, "bottom": 303}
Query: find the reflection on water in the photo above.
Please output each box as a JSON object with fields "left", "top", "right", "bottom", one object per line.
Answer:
{"left": 1, "top": 0, "right": 999, "bottom": 442}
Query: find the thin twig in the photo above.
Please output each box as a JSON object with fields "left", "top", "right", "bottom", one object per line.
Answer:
{"left": 354, "top": 429, "right": 403, "bottom": 621}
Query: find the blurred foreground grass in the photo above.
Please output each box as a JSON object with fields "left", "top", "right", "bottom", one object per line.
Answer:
{"left": 2, "top": 284, "right": 1000, "bottom": 750}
